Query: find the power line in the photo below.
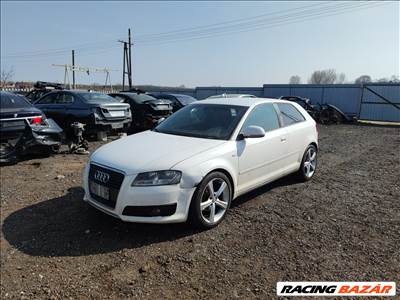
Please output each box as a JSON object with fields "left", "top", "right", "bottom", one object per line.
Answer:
{"left": 134, "top": 1, "right": 331, "bottom": 40}
{"left": 1, "top": 1, "right": 391, "bottom": 58}
{"left": 3, "top": 46, "right": 120, "bottom": 61}
{"left": 135, "top": 1, "right": 385, "bottom": 45}
{"left": 2, "top": 38, "right": 122, "bottom": 57}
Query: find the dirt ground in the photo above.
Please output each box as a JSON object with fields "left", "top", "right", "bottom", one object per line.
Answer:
{"left": 0, "top": 124, "right": 399, "bottom": 299}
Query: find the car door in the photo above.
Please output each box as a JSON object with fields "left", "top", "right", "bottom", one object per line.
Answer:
{"left": 58, "top": 92, "right": 76, "bottom": 127}
{"left": 236, "top": 103, "right": 289, "bottom": 194}
{"left": 34, "top": 92, "right": 59, "bottom": 120}
{"left": 275, "top": 102, "right": 308, "bottom": 170}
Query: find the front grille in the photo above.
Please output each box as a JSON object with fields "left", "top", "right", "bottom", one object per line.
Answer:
{"left": 88, "top": 164, "right": 124, "bottom": 209}
{"left": 122, "top": 204, "right": 177, "bottom": 217}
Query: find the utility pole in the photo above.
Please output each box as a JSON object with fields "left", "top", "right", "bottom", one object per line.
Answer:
{"left": 120, "top": 41, "right": 128, "bottom": 90}
{"left": 128, "top": 28, "right": 132, "bottom": 88}
{"left": 118, "top": 28, "right": 133, "bottom": 91}
{"left": 72, "top": 50, "right": 76, "bottom": 89}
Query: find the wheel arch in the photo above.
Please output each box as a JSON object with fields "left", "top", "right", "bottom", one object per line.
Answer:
{"left": 310, "top": 141, "right": 318, "bottom": 151}
{"left": 205, "top": 168, "right": 235, "bottom": 198}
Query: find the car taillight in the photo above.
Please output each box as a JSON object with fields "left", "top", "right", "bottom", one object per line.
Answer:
{"left": 31, "top": 116, "right": 43, "bottom": 124}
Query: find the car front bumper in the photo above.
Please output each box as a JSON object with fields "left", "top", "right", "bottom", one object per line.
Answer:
{"left": 82, "top": 163, "right": 196, "bottom": 223}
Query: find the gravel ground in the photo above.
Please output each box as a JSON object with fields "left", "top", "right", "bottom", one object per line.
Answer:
{"left": 1, "top": 124, "right": 399, "bottom": 299}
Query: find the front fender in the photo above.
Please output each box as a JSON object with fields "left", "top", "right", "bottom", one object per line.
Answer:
{"left": 178, "top": 156, "right": 238, "bottom": 196}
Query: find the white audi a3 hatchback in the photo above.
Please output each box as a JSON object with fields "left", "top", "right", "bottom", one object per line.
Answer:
{"left": 83, "top": 97, "right": 318, "bottom": 228}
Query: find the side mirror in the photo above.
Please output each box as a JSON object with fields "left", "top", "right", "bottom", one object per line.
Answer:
{"left": 238, "top": 125, "right": 266, "bottom": 139}
{"left": 157, "top": 117, "right": 166, "bottom": 125}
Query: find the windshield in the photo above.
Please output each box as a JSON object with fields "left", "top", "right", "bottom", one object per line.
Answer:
{"left": 174, "top": 94, "right": 197, "bottom": 105}
{"left": 0, "top": 92, "right": 32, "bottom": 109}
{"left": 154, "top": 104, "right": 248, "bottom": 140}
{"left": 79, "top": 92, "right": 119, "bottom": 103}
{"left": 128, "top": 93, "right": 158, "bottom": 103}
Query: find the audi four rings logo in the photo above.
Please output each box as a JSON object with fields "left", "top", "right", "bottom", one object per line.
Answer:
{"left": 94, "top": 170, "right": 110, "bottom": 183}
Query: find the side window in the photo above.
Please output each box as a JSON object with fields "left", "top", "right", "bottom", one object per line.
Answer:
{"left": 277, "top": 103, "right": 305, "bottom": 126}
{"left": 57, "top": 93, "right": 74, "bottom": 104}
{"left": 242, "top": 103, "right": 280, "bottom": 132}
{"left": 37, "top": 93, "right": 58, "bottom": 104}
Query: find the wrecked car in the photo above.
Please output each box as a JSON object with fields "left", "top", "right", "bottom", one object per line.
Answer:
{"left": 24, "top": 81, "right": 65, "bottom": 102}
{"left": 34, "top": 90, "right": 131, "bottom": 140}
{"left": 109, "top": 92, "right": 173, "bottom": 132}
{"left": 148, "top": 93, "right": 197, "bottom": 112}
{"left": 279, "top": 96, "right": 352, "bottom": 124}
{"left": 0, "top": 91, "right": 63, "bottom": 164}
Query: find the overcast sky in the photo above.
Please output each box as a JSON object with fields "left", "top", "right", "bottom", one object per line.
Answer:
{"left": 1, "top": 1, "right": 399, "bottom": 87}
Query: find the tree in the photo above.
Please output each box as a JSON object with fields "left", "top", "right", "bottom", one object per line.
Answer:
{"left": 389, "top": 75, "right": 399, "bottom": 83}
{"left": 289, "top": 75, "right": 301, "bottom": 84}
{"left": 308, "top": 69, "right": 337, "bottom": 84}
{"left": 336, "top": 73, "right": 346, "bottom": 84}
{"left": 0, "top": 67, "right": 14, "bottom": 87}
{"left": 375, "top": 75, "right": 400, "bottom": 83}
{"left": 355, "top": 75, "right": 372, "bottom": 84}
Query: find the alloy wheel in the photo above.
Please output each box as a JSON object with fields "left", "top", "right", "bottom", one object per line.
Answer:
{"left": 199, "top": 178, "right": 230, "bottom": 224}
{"left": 304, "top": 147, "right": 317, "bottom": 178}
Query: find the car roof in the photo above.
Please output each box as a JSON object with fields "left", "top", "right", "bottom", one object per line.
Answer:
{"left": 208, "top": 94, "right": 256, "bottom": 98}
{"left": 115, "top": 92, "right": 148, "bottom": 96}
{"left": 161, "top": 93, "right": 194, "bottom": 97}
{"left": 196, "top": 97, "right": 288, "bottom": 107}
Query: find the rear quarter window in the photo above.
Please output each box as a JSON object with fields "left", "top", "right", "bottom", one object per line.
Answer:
{"left": 277, "top": 103, "right": 306, "bottom": 126}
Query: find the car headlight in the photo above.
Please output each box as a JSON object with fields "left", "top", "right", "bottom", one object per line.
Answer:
{"left": 131, "top": 170, "right": 182, "bottom": 186}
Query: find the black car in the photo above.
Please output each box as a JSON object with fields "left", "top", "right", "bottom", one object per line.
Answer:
{"left": 34, "top": 90, "right": 131, "bottom": 137}
{"left": 109, "top": 92, "right": 172, "bottom": 131}
{"left": 0, "top": 91, "right": 63, "bottom": 164}
{"left": 279, "top": 95, "right": 351, "bottom": 124}
{"left": 25, "top": 81, "right": 65, "bottom": 102}
{"left": 148, "top": 93, "right": 197, "bottom": 112}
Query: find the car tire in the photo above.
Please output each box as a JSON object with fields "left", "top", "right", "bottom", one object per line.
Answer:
{"left": 189, "top": 171, "right": 232, "bottom": 229}
{"left": 297, "top": 144, "right": 318, "bottom": 182}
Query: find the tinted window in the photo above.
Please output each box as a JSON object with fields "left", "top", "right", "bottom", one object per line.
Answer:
{"left": 174, "top": 94, "right": 197, "bottom": 105}
{"left": 242, "top": 103, "right": 280, "bottom": 132}
{"left": 128, "top": 93, "right": 157, "bottom": 103}
{"left": 80, "top": 92, "right": 119, "bottom": 103}
{"left": 58, "top": 93, "right": 74, "bottom": 104}
{"left": 0, "top": 93, "right": 31, "bottom": 109}
{"left": 155, "top": 104, "right": 248, "bottom": 140}
{"left": 277, "top": 103, "right": 305, "bottom": 126}
{"left": 37, "top": 93, "right": 58, "bottom": 104}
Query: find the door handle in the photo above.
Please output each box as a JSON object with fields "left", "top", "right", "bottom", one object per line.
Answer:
{"left": 281, "top": 137, "right": 287, "bottom": 142}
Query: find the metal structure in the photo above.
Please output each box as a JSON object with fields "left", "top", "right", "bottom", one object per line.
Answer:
{"left": 52, "top": 64, "right": 118, "bottom": 90}
{"left": 118, "top": 28, "right": 133, "bottom": 91}
{"left": 152, "top": 83, "right": 400, "bottom": 122}
{"left": 358, "top": 84, "right": 400, "bottom": 122}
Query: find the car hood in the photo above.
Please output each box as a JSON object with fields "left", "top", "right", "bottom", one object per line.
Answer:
{"left": 90, "top": 130, "right": 224, "bottom": 175}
